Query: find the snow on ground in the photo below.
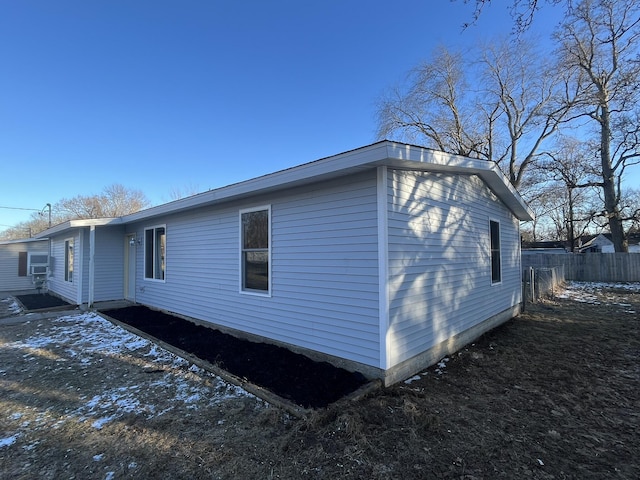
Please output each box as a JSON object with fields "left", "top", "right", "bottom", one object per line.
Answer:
{"left": 1, "top": 312, "right": 255, "bottom": 447}
{"left": 0, "top": 296, "right": 22, "bottom": 315}
{"left": 557, "top": 281, "right": 640, "bottom": 313}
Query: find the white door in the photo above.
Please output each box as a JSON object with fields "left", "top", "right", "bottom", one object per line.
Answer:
{"left": 125, "top": 234, "right": 136, "bottom": 301}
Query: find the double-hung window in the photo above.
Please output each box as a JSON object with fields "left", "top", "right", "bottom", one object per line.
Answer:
{"left": 490, "top": 220, "right": 501, "bottom": 284}
{"left": 144, "top": 226, "right": 166, "bottom": 280}
{"left": 64, "top": 238, "right": 74, "bottom": 282}
{"left": 240, "top": 206, "right": 270, "bottom": 294}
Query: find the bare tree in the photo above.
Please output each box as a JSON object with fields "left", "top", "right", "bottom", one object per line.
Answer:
{"left": 555, "top": 0, "right": 640, "bottom": 251}
{"left": 165, "top": 182, "right": 202, "bottom": 202}
{"left": 377, "top": 39, "right": 573, "bottom": 188}
{"left": 377, "top": 47, "right": 488, "bottom": 157}
{"left": 478, "top": 39, "right": 576, "bottom": 187}
{"left": 460, "top": 0, "right": 570, "bottom": 32}
{"left": 620, "top": 188, "right": 640, "bottom": 232}
{"left": 57, "top": 184, "right": 150, "bottom": 219}
{"left": 0, "top": 184, "right": 150, "bottom": 240}
{"left": 538, "top": 136, "right": 600, "bottom": 249}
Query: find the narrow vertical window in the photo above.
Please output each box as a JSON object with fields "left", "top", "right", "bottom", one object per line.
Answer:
{"left": 65, "top": 239, "right": 74, "bottom": 282}
{"left": 240, "top": 207, "right": 270, "bottom": 293}
{"left": 490, "top": 220, "right": 501, "bottom": 284}
{"left": 144, "top": 226, "right": 166, "bottom": 280}
{"left": 18, "top": 252, "right": 28, "bottom": 277}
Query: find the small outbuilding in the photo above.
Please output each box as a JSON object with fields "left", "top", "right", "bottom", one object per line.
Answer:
{"left": 30, "top": 141, "right": 533, "bottom": 385}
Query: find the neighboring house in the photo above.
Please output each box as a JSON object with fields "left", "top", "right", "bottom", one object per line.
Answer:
{"left": 576, "top": 234, "right": 614, "bottom": 253}
{"left": 0, "top": 238, "right": 50, "bottom": 292}
{"left": 30, "top": 141, "right": 533, "bottom": 385}
{"left": 577, "top": 233, "right": 640, "bottom": 253}
{"left": 522, "top": 240, "right": 569, "bottom": 255}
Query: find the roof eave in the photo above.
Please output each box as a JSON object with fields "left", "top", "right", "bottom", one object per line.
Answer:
{"left": 35, "top": 218, "right": 122, "bottom": 238}
{"left": 121, "top": 141, "right": 533, "bottom": 223}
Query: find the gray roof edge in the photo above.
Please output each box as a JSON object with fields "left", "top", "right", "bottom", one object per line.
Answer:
{"left": 30, "top": 142, "right": 532, "bottom": 227}
{"left": 122, "top": 141, "right": 533, "bottom": 223}
{"left": 0, "top": 237, "right": 50, "bottom": 245}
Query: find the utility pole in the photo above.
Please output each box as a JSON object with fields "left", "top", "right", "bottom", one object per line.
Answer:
{"left": 41, "top": 203, "right": 51, "bottom": 228}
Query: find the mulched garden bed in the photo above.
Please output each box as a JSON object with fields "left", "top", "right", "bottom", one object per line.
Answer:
{"left": 101, "top": 305, "right": 368, "bottom": 409}
{"left": 15, "top": 293, "right": 73, "bottom": 311}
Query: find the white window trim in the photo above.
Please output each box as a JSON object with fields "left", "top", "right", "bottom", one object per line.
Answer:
{"left": 239, "top": 205, "right": 271, "bottom": 297}
{"left": 144, "top": 224, "right": 167, "bottom": 283}
{"left": 64, "top": 237, "right": 74, "bottom": 283}
{"left": 489, "top": 219, "right": 502, "bottom": 285}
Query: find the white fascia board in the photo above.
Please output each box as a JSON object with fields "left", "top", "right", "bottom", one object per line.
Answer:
{"left": 382, "top": 143, "right": 535, "bottom": 221}
{"left": 35, "top": 218, "right": 122, "bottom": 238}
{"left": 120, "top": 141, "right": 533, "bottom": 224}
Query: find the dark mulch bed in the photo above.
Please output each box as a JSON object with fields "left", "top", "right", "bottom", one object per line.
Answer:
{"left": 16, "top": 293, "right": 73, "bottom": 311}
{"left": 102, "top": 305, "right": 368, "bottom": 409}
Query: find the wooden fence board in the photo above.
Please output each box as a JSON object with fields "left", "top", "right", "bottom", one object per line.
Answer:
{"left": 522, "top": 253, "right": 640, "bottom": 282}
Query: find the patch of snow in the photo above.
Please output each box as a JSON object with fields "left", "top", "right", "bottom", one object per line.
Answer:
{"left": 3, "top": 310, "right": 257, "bottom": 436}
{"left": 92, "top": 415, "right": 117, "bottom": 430}
{"left": 105, "top": 472, "right": 115, "bottom": 480}
{"left": 404, "top": 375, "right": 421, "bottom": 384}
{"left": 558, "top": 282, "right": 640, "bottom": 305}
{"left": 0, "top": 434, "right": 19, "bottom": 448}
{"left": 93, "top": 453, "right": 104, "bottom": 461}
{"left": 435, "top": 357, "right": 450, "bottom": 375}
{"left": 1, "top": 296, "right": 22, "bottom": 314}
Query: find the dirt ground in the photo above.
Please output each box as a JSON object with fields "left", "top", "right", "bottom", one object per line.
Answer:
{"left": 1, "top": 283, "right": 639, "bottom": 479}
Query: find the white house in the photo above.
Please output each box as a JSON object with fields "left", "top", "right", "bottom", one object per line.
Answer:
{"left": 0, "top": 238, "right": 50, "bottom": 292}
{"left": 32, "top": 141, "right": 533, "bottom": 385}
{"left": 577, "top": 233, "right": 640, "bottom": 253}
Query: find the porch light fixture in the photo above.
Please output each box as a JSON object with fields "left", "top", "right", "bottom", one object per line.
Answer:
{"left": 129, "top": 237, "right": 137, "bottom": 246}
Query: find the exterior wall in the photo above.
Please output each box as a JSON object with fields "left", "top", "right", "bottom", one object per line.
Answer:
{"left": 127, "top": 171, "right": 382, "bottom": 369}
{"left": 48, "top": 226, "right": 126, "bottom": 304}
{"left": 0, "top": 240, "right": 50, "bottom": 291}
{"left": 93, "top": 226, "right": 126, "bottom": 302}
{"left": 48, "top": 230, "right": 83, "bottom": 304}
{"left": 385, "top": 170, "right": 522, "bottom": 370}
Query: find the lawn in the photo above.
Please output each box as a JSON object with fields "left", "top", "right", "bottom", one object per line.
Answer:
{"left": 1, "top": 282, "right": 638, "bottom": 479}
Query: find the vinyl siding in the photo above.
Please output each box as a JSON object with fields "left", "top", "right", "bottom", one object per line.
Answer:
{"left": 386, "top": 170, "right": 522, "bottom": 367}
{"left": 48, "top": 232, "right": 81, "bottom": 304}
{"left": 0, "top": 240, "right": 50, "bottom": 291}
{"left": 93, "top": 226, "right": 126, "bottom": 301}
{"left": 129, "top": 171, "right": 382, "bottom": 367}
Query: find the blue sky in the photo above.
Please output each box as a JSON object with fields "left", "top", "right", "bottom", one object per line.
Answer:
{"left": 0, "top": 0, "right": 636, "bottom": 230}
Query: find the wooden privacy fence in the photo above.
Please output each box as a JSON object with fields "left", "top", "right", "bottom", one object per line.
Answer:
{"left": 522, "top": 253, "right": 640, "bottom": 283}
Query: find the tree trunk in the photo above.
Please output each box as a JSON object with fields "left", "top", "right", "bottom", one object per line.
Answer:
{"left": 600, "top": 105, "right": 628, "bottom": 252}
{"left": 568, "top": 187, "right": 575, "bottom": 253}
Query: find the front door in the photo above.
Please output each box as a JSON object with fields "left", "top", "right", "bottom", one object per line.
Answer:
{"left": 124, "top": 234, "right": 136, "bottom": 301}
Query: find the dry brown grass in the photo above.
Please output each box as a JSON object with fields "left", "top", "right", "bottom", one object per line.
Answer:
{"left": 1, "top": 284, "right": 639, "bottom": 479}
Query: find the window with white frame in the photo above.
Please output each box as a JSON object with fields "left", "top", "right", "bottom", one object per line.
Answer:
{"left": 144, "top": 226, "right": 166, "bottom": 280}
{"left": 490, "top": 220, "right": 501, "bottom": 284}
{"left": 28, "top": 252, "right": 49, "bottom": 275}
{"left": 64, "top": 239, "right": 74, "bottom": 282}
{"left": 240, "top": 206, "right": 270, "bottom": 293}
